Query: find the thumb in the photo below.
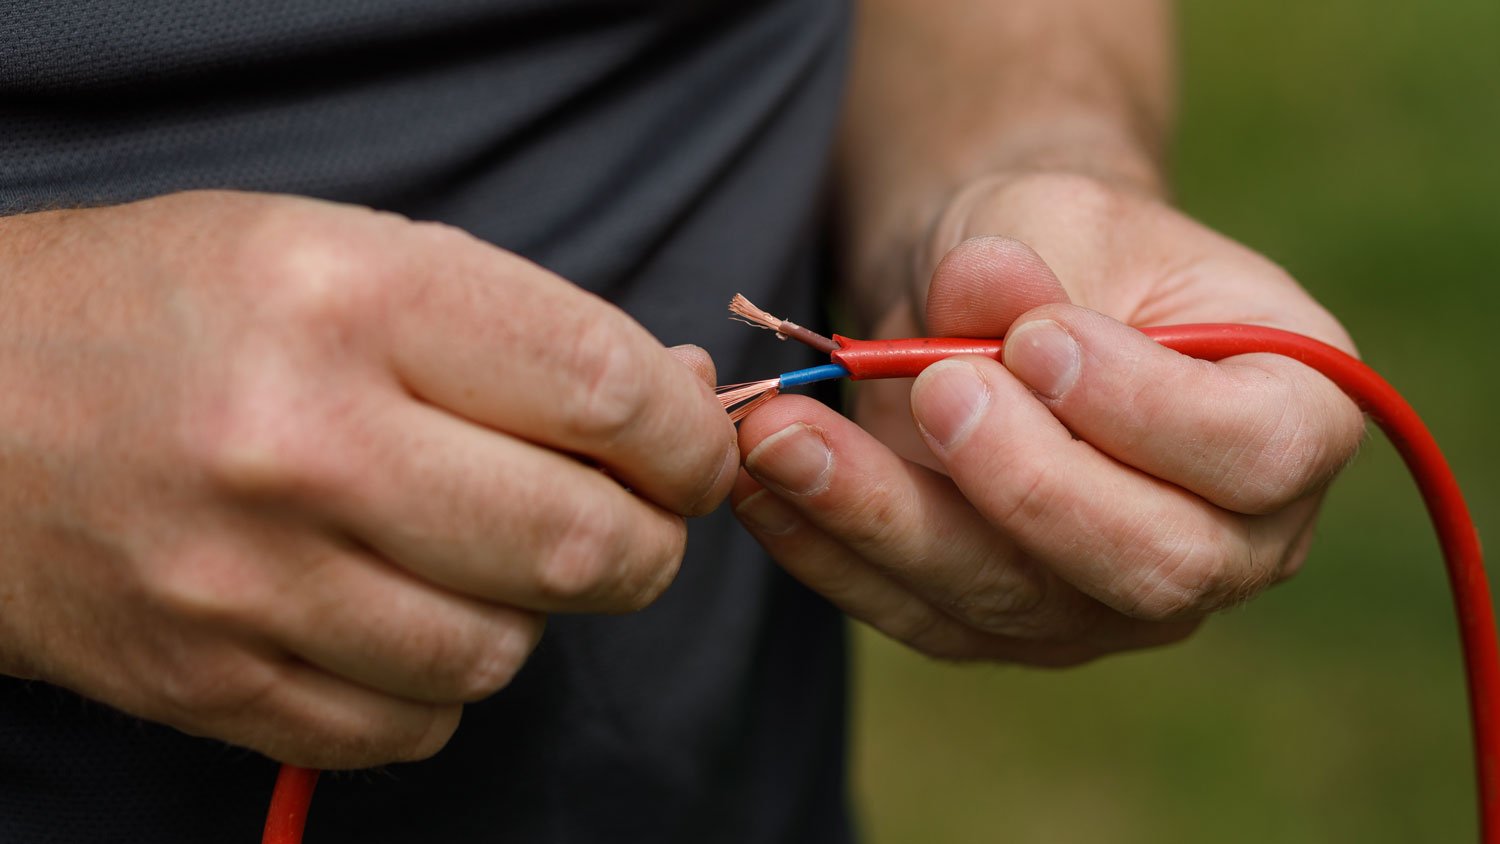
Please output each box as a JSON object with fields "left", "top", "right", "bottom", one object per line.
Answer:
{"left": 666, "top": 343, "right": 717, "bottom": 388}
{"left": 925, "top": 236, "right": 1072, "bottom": 338}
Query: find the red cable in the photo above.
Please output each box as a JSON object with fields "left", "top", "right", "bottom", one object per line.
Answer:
{"left": 836, "top": 324, "right": 1497, "bottom": 839}
{"left": 263, "top": 765, "right": 318, "bottom": 844}
{"left": 264, "top": 323, "right": 1496, "bottom": 842}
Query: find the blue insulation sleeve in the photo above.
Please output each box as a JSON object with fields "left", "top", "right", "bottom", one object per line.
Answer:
{"left": 777, "top": 363, "right": 850, "bottom": 388}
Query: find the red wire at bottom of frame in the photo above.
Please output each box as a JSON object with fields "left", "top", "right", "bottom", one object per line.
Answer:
{"left": 265, "top": 322, "right": 1496, "bottom": 843}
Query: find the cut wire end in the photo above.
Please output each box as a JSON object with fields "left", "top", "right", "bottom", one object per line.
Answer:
{"left": 727, "top": 294, "right": 840, "bottom": 354}
{"left": 728, "top": 294, "right": 785, "bottom": 335}
{"left": 715, "top": 365, "right": 850, "bottom": 422}
{"left": 716, "top": 378, "right": 781, "bottom": 423}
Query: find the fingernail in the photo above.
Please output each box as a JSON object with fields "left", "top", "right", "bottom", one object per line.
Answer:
{"left": 1003, "top": 319, "right": 1080, "bottom": 400}
{"left": 744, "top": 422, "right": 833, "bottom": 496}
{"left": 911, "top": 359, "right": 990, "bottom": 452}
{"left": 735, "top": 490, "right": 801, "bottom": 535}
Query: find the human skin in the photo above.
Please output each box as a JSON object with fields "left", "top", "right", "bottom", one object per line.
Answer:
{"left": 0, "top": 191, "right": 736, "bottom": 767}
{"left": 731, "top": 0, "right": 1368, "bottom": 664}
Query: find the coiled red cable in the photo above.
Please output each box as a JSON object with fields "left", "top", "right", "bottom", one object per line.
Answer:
{"left": 262, "top": 323, "right": 1496, "bottom": 842}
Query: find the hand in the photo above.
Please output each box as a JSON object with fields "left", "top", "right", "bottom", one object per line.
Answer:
{"left": 732, "top": 172, "right": 1364, "bottom": 665}
{"left": 0, "top": 191, "right": 736, "bottom": 767}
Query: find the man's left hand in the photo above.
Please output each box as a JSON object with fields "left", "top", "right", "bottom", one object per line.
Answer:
{"left": 731, "top": 172, "right": 1365, "bottom": 665}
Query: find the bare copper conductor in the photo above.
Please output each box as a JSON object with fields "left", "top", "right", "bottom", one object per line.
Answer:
{"left": 715, "top": 378, "right": 782, "bottom": 423}
{"left": 728, "top": 294, "right": 840, "bottom": 354}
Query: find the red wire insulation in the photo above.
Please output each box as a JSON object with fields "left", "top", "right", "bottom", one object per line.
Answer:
{"left": 264, "top": 322, "right": 1495, "bottom": 842}
{"left": 263, "top": 765, "right": 319, "bottom": 844}
{"left": 831, "top": 334, "right": 1007, "bottom": 378}
{"left": 836, "top": 323, "right": 1496, "bottom": 838}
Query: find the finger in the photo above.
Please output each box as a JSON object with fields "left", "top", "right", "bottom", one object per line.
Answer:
{"left": 736, "top": 394, "right": 1195, "bottom": 648}
{"left": 259, "top": 539, "right": 543, "bottom": 705}
{"left": 383, "top": 229, "right": 735, "bottom": 516}
{"left": 733, "top": 473, "right": 1137, "bottom": 666}
{"left": 909, "top": 355, "right": 1287, "bottom": 621}
{"left": 739, "top": 395, "right": 1045, "bottom": 636}
{"left": 924, "top": 236, "right": 1072, "bottom": 335}
{"left": 733, "top": 469, "right": 1190, "bottom": 664}
{"left": 289, "top": 395, "right": 690, "bottom": 614}
{"left": 185, "top": 655, "right": 463, "bottom": 769}
{"left": 734, "top": 472, "right": 1015, "bottom": 660}
{"left": 666, "top": 343, "right": 717, "bottom": 387}
{"left": 852, "top": 236, "right": 1072, "bottom": 469}
{"left": 1000, "top": 304, "right": 1365, "bottom": 514}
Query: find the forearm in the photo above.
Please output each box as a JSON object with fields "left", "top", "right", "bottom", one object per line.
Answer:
{"left": 835, "top": 0, "right": 1175, "bottom": 322}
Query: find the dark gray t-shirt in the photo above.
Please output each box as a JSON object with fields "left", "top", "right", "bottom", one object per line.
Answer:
{"left": 0, "top": 1, "right": 853, "bottom": 841}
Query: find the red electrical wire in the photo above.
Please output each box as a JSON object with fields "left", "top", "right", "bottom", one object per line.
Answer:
{"left": 264, "top": 320, "right": 1496, "bottom": 843}
{"left": 263, "top": 765, "right": 318, "bottom": 844}
{"left": 833, "top": 324, "right": 1497, "bottom": 840}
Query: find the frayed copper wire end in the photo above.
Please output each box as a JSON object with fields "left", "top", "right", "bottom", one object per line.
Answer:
{"left": 727, "top": 388, "right": 779, "bottom": 423}
{"left": 728, "top": 294, "right": 783, "bottom": 333}
{"left": 716, "top": 378, "right": 781, "bottom": 423}
{"left": 728, "top": 294, "right": 840, "bottom": 354}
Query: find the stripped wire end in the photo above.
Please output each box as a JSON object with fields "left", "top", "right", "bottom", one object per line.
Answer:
{"left": 727, "top": 294, "right": 840, "bottom": 354}
{"left": 716, "top": 378, "right": 781, "bottom": 423}
{"left": 728, "top": 294, "right": 786, "bottom": 335}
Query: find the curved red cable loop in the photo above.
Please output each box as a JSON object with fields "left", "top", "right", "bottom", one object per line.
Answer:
{"left": 1153, "top": 325, "right": 1498, "bottom": 839}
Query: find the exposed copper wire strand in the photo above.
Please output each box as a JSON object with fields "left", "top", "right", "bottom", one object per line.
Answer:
{"left": 716, "top": 378, "right": 782, "bottom": 422}
{"left": 726, "top": 387, "right": 779, "bottom": 423}
{"left": 728, "top": 294, "right": 839, "bottom": 354}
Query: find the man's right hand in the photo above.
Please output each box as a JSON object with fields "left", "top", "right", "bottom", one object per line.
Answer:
{"left": 0, "top": 191, "right": 737, "bottom": 768}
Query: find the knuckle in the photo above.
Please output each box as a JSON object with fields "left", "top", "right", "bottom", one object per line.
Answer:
{"left": 987, "top": 450, "right": 1060, "bottom": 529}
{"left": 199, "top": 420, "right": 340, "bottom": 498}
{"left": 1221, "top": 393, "right": 1321, "bottom": 513}
{"left": 935, "top": 552, "right": 1051, "bottom": 637}
{"left": 450, "top": 617, "right": 541, "bottom": 702}
{"left": 534, "top": 498, "right": 618, "bottom": 603}
{"left": 396, "top": 704, "right": 463, "bottom": 763}
{"left": 888, "top": 605, "right": 970, "bottom": 660}
{"left": 950, "top": 578, "right": 1051, "bottom": 638}
{"left": 248, "top": 225, "right": 378, "bottom": 329}
{"left": 195, "top": 390, "right": 355, "bottom": 500}
{"left": 311, "top": 703, "right": 460, "bottom": 768}
{"left": 535, "top": 500, "right": 683, "bottom": 610}
{"left": 616, "top": 516, "right": 686, "bottom": 610}
{"left": 1111, "top": 526, "right": 1258, "bottom": 622}
{"left": 787, "top": 551, "right": 867, "bottom": 603}
{"left": 1275, "top": 519, "right": 1318, "bottom": 582}
{"left": 682, "top": 444, "right": 733, "bottom": 517}
{"left": 1213, "top": 370, "right": 1365, "bottom": 515}
{"left": 148, "top": 545, "right": 265, "bottom": 628}
{"left": 558, "top": 322, "right": 651, "bottom": 447}
{"left": 827, "top": 479, "right": 915, "bottom": 551}
{"left": 157, "top": 648, "right": 279, "bottom": 723}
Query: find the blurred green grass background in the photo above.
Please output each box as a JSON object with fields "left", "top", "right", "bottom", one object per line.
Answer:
{"left": 850, "top": 2, "right": 1500, "bottom": 841}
